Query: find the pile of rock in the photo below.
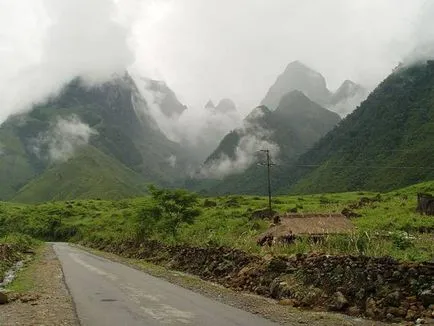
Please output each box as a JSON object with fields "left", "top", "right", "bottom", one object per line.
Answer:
{"left": 84, "top": 239, "right": 434, "bottom": 323}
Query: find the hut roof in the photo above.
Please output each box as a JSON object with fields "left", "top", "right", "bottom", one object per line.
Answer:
{"left": 262, "top": 213, "right": 355, "bottom": 237}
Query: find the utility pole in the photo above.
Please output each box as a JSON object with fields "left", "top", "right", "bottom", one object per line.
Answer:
{"left": 258, "top": 149, "right": 275, "bottom": 218}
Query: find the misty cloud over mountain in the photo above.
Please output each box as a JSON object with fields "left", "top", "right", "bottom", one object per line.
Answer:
{"left": 0, "top": 0, "right": 134, "bottom": 122}
{"left": 33, "top": 115, "right": 97, "bottom": 162}
{"left": 2, "top": 1, "right": 434, "bottom": 122}
{"left": 1, "top": 0, "right": 434, "bottom": 201}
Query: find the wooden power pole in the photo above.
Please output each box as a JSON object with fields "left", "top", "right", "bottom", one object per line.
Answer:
{"left": 259, "top": 149, "right": 275, "bottom": 218}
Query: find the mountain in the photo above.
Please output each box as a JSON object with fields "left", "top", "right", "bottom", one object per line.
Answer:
{"left": 177, "top": 98, "right": 241, "bottom": 163}
{"left": 0, "top": 73, "right": 190, "bottom": 202}
{"left": 329, "top": 80, "right": 367, "bottom": 117}
{"left": 134, "top": 77, "right": 187, "bottom": 118}
{"left": 205, "top": 100, "right": 216, "bottom": 110}
{"left": 261, "top": 61, "right": 331, "bottom": 109}
{"left": 204, "top": 98, "right": 237, "bottom": 114}
{"left": 12, "top": 146, "right": 145, "bottom": 203}
{"left": 330, "top": 80, "right": 365, "bottom": 105}
{"left": 278, "top": 61, "right": 434, "bottom": 194}
{"left": 196, "top": 90, "right": 341, "bottom": 193}
{"left": 260, "top": 61, "right": 367, "bottom": 117}
{"left": 215, "top": 99, "right": 237, "bottom": 114}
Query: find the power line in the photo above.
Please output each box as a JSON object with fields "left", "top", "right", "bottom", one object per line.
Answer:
{"left": 253, "top": 163, "right": 434, "bottom": 170}
{"left": 293, "top": 164, "right": 434, "bottom": 170}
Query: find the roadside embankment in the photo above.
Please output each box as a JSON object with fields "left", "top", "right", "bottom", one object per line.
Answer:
{"left": 0, "top": 235, "right": 38, "bottom": 294}
{"left": 0, "top": 244, "right": 79, "bottom": 326}
{"left": 82, "top": 238, "right": 434, "bottom": 323}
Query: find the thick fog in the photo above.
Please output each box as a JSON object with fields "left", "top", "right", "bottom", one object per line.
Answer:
{"left": 0, "top": 0, "right": 134, "bottom": 122}
{"left": 134, "top": 0, "right": 428, "bottom": 112}
{"left": 1, "top": 0, "right": 433, "bottom": 124}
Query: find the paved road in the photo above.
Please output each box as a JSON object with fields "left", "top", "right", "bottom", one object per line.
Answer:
{"left": 53, "top": 243, "right": 278, "bottom": 326}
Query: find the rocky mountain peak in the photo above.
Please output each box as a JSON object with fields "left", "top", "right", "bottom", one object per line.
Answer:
{"left": 205, "top": 100, "right": 216, "bottom": 109}
{"left": 261, "top": 61, "right": 331, "bottom": 109}
{"left": 215, "top": 98, "right": 237, "bottom": 114}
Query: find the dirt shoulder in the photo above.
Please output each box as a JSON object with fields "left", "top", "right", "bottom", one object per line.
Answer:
{"left": 0, "top": 244, "right": 79, "bottom": 326}
{"left": 78, "top": 245, "right": 392, "bottom": 326}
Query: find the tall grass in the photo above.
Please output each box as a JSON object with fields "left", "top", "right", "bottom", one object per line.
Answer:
{"left": 0, "top": 181, "right": 433, "bottom": 262}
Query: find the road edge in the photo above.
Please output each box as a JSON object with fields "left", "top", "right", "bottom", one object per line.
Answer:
{"left": 73, "top": 244, "right": 389, "bottom": 326}
{"left": 51, "top": 243, "right": 82, "bottom": 326}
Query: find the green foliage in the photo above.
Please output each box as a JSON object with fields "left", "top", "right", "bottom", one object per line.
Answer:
{"left": 146, "top": 185, "right": 200, "bottom": 238}
{"left": 0, "top": 233, "right": 39, "bottom": 252}
{"left": 0, "top": 74, "right": 192, "bottom": 202}
{"left": 390, "top": 232, "right": 414, "bottom": 250}
{"left": 12, "top": 146, "right": 147, "bottom": 203}
{"left": 281, "top": 62, "right": 434, "bottom": 194}
{"left": 0, "top": 182, "right": 433, "bottom": 262}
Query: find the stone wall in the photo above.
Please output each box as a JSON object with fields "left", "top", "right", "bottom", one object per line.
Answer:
{"left": 83, "top": 239, "right": 434, "bottom": 323}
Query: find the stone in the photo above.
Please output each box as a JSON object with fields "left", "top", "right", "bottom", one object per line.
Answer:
{"left": 355, "top": 288, "right": 366, "bottom": 301}
{"left": 268, "top": 258, "right": 288, "bottom": 273}
{"left": 406, "top": 309, "right": 417, "bottom": 321}
{"left": 407, "top": 296, "right": 418, "bottom": 303}
{"left": 269, "top": 279, "right": 291, "bottom": 299}
{"left": 365, "top": 298, "right": 377, "bottom": 318}
{"left": 300, "top": 287, "right": 324, "bottom": 307}
{"left": 387, "top": 307, "right": 407, "bottom": 317}
{"left": 347, "top": 306, "right": 361, "bottom": 316}
{"left": 329, "top": 291, "right": 349, "bottom": 311}
{"left": 279, "top": 299, "right": 296, "bottom": 306}
{"left": 415, "top": 318, "right": 426, "bottom": 325}
{"left": 420, "top": 289, "right": 434, "bottom": 307}
{"left": 0, "top": 292, "right": 8, "bottom": 305}
{"left": 385, "top": 291, "right": 401, "bottom": 307}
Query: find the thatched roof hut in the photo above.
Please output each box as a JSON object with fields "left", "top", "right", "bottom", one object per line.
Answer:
{"left": 257, "top": 213, "right": 355, "bottom": 246}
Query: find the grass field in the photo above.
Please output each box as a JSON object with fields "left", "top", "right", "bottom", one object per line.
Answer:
{"left": 0, "top": 181, "right": 433, "bottom": 262}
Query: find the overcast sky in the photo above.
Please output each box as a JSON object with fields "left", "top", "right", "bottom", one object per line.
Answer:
{"left": 0, "top": 0, "right": 431, "bottom": 120}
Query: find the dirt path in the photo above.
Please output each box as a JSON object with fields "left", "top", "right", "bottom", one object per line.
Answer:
{"left": 0, "top": 244, "right": 79, "bottom": 326}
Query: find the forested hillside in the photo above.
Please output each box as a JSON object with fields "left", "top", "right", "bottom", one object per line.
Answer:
{"left": 280, "top": 61, "right": 434, "bottom": 193}
{"left": 200, "top": 91, "right": 340, "bottom": 194}
{"left": 0, "top": 73, "right": 190, "bottom": 202}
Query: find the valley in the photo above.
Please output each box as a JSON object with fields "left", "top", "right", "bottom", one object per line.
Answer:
{"left": 0, "top": 181, "right": 433, "bottom": 324}
{"left": 0, "top": 58, "right": 433, "bottom": 325}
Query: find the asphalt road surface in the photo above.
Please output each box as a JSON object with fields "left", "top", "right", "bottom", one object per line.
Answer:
{"left": 53, "top": 243, "right": 278, "bottom": 326}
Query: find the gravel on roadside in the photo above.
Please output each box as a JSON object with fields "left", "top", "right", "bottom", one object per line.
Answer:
{"left": 0, "top": 244, "right": 79, "bottom": 326}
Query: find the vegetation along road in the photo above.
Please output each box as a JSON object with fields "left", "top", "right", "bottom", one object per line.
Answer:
{"left": 53, "top": 243, "right": 279, "bottom": 326}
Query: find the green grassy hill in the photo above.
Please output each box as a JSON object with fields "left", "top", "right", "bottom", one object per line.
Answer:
{"left": 12, "top": 146, "right": 146, "bottom": 203}
{"left": 0, "top": 181, "right": 432, "bottom": 262}
{"left": 0, "top": 73, "right": 190, "bottom": 202}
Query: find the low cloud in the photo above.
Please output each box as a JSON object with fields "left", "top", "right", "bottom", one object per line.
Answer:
{"left": 166, "top": 154, "right": 177, "bottom": 168}
{"left": 34, "top": 115, "right": 96, "bottom": 162}
{"left": 0, "top": 0, "right": 134, "bottom": 123}
{"left": 133, "top": 75, "right": 242, "bottom": 161}
{"left": 198, "top": 113, "right": 279, "bottom": 179}
{"left": 402, "top": 2, "right": 434, "bottom": 66}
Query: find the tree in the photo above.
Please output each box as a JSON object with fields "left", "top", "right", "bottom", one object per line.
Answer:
{"left": 144, "top": 185, "right": 201, "bottom": 238}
